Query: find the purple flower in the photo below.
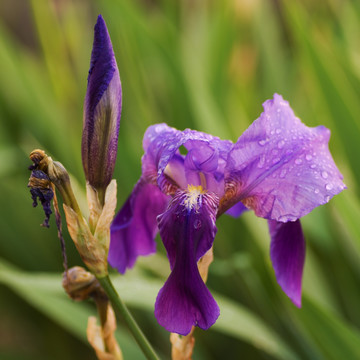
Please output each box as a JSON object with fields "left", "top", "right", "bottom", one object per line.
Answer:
{"left": 82, "top": 15, "right": 122, "bottom": 195}
{"left": 109, "top": 94, "right": 345, "bottom": 335}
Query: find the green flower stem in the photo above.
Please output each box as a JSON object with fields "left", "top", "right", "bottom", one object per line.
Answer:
{"left": 97, "top": 275, "right": 160, "bottom": 360}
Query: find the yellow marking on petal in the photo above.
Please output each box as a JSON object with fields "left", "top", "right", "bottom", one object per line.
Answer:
{"left": 183, "top": 185, "right": 206, "bottom": 210}
{"left": 199, "top": 172, "right": 207, "bottom": 189}
{"left": 164, "top": 164, "right": 172, "bottom": 178}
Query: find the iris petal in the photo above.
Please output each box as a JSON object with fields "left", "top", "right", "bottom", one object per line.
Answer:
{"left": 225, "top": 94, "right": 346, "bottom": 221}
{"left": 142, "top": 124, "right": 232, "bottom": 195}
{"left": 108, "top": 179, "right": 169, "bottom": 273}
{"left": 225, "top": 202, "right": 248, "bottom": 218}
{"left": 268, "top": 219, "right": 305, "bottom": 307}
{"left": 155, "top": 189, "right": 220, "bottom": 335}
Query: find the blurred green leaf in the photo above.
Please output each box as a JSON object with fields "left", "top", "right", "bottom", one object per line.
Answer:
{"left": 300, "top": 297, "right": 360, "bottom": 360}
{"left": 0, "top": 259, "right": 146, "bottom": 359}
{"left": 0, "top": 259, "right": 300, "bottom": 360}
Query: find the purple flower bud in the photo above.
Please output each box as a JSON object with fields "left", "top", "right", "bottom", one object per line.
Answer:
{"left": 82, "top": 15, "right": 122, "bottom": 198}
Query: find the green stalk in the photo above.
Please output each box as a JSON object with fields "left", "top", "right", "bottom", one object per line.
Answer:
{"left": 97, "top": 275, "right": 160, "bottom": 360}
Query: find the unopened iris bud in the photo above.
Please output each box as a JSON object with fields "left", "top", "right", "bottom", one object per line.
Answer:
{"left": 82, "top": 15, "right": 122, "bottom": 203}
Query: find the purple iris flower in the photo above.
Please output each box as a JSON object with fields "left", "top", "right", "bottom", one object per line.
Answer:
{"left": 82, "top": 15, "right": 122, "bottom": 195}
{"left": 109, "top": 94, "right": 345, "bottom": 335}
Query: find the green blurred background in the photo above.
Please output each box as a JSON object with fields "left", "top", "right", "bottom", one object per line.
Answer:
{"left": 1, "top": 0, "right": 360, "bottom": 359}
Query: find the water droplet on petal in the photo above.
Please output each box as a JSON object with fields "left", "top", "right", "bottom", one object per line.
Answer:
{"left": 279, "top": 215, "right": 297, "bottom": 222}
{"left": 321, "top": 171, "right": 328, "bottom": 179}
{"left": 314, "top": 189, "right": 320, "bottom": 194}
{"left": 295, "top": 158, "right": 302, "bottom": 165}
{"left": 306, "top": 154, "right": 312, "bottom": 161}
{"left": 310, "top": 164, "right": 316, "bottom": 169}
{"left": 325, "top": 183, "right": 333, "bottom": 191}
{"left": 280, "top": 169, "right": 287, "bottom": 178}
{"left": 272, "top": 157, "right": 281, "bottom": 164}
{"left": 324, "top": 195, "right": 331, "bottom": 202}
{"left": 258, "top": 139, "right": 267, "bottom": 146}
{"left": 194, "top": 219, "right": 202, "bottom": 229}
{"left": 276, "top": 128, "right": 282, "bottom": 134}
{"left": 258, "top": 155, "right": 266, "bottom": 168}
{"left": 277, "top": 140, "right": 285, "bottom": 149}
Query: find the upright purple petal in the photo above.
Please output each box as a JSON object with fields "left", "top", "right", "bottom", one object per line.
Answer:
{"left": 108, "top": 179, "right": 169, "bottom": 273}
{"left": 155, "top": 188, "right": 220, "bottom": 335}
{"left": 82, "top": 15, "right": 122, "bottom": 193}
{"left": 224, "top": 94, "right": 346, "bottom": 221}
{"left": 268, "top": 219, "right": 305, "bottom": 307}
{"left": 142, "top": 124, "right": 232, "bottom": 196}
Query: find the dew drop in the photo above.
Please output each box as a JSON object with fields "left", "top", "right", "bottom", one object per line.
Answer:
{"left": 310, "top": 164, "right": 316, "bottom": 169}
{"left": 277, "top": 140, "right": 285, "bottom": 149}
{"left": 279, "top": 215, "right": 297, "bottom": 222}
{"left": 295, "top": 158, "right": 302, "bottom": 165}
{"left": 276, "top": 128, "right": 282, "bottom": 134}
{"left": 272, "top": 157, "right": 281, "bottom": 164}
{"left": 280, "top": 169, "right": 287, "bottom": 178}
{"left": 194, "top": 219, "right": 202, "bottom": 229}
{"left": 258, "top": 155, "right": 266, "bottom": 168}
{"left": 314, "top": 188, "right": 320, "bottom": 194}
{"left": 306, "top": 154, "right": 312, "bottom": 161}
{"left": 258, "top": 139, "right": 267, "bottom": 146}
{"left": 325, "top": 183, "right": 333, "bottom": 191}
{"left": 324, "top": 195, "right": 331, "bottom": 202}
{"left": 321, "top": 171, "right": 328, "bottom": 179}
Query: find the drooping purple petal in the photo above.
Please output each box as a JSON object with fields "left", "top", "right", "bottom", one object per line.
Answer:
{"left": 224, "top": 94, "right": 346, "bottom": 221}
{"left": 268, "top": 219, "right": 305, "bottom": 307}
{"left": 155, "top": 188, "right": 220, "bottom": 335}
{"left": 142, "top": 124, "right": 232, "bottom": 196}
{"left": 108, "top": 179, "right": 169, "bottom": 274}
{"left": 225, "top": 202, "right": 248, "bottom": 218}
{"left": 82, "top": 15, "right": 122, "bottom": 192}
